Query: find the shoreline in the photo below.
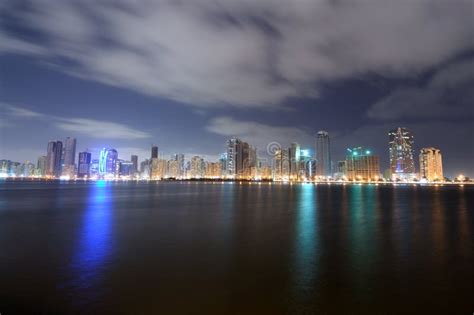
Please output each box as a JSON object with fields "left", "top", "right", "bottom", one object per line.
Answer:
{"left": 1, "top": 177, "right": 472, "bottom": 186}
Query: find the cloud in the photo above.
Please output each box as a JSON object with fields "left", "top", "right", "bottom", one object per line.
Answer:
{"left": 367, "top": 58, "right": 474, "bottom": 121}
{"left": 1, "top": 0, "right": 472, "bottom": 108}
{"left": 0, "top": 103, "right": 151, "bottom": 140}
{"left": 55, "top": 118, "right": 150, "bottom": 140}
{"left": 206, "top": 116, "right": 313, "bottom": 154}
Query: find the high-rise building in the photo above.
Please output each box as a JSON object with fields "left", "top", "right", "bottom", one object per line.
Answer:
{"left": 151, "top": 145, "right": 158, "bottom": 159}
{"left": 0, "top": 160, "right": 11, "bottom": 176}
{"left": 36, "top": 156, "right": 47, "bottom": 176}
{"left": 131, "top": 155, "right": 138, "bottom": 176}
{"left": 170, "top": 154, "right": 185, "bottom": 178}
{"left": 281, "top": 148, "right": 290, "bottom": 179}
{"left": 316, "top": 131, "right": 331, "bottom": 177}
{"left": 190, "top": 156, "right": 204, "bottom": 178}
{"left": 140, "top": 159, "right": 150, "bottom": 178}
{"left": 419, "top": 147, "right": 443, "bottom": 181}
{"left": 119, "top": 160, "right": 134, "bottom": 177}
{"left": 77, "top": 151, "right": 92, "bottom": 178}
{"left": 20, "top": 162, "right": 35, "bottom": 177}
{"left": 226, "top": 137, "right": 252, "bottom": 177}
{"left": 289, "top": 142, "right": 301, "bottom": 178}
{"left": 46, "top": 140, "right": 63, "bottom": 177}
{"left": 389, "top": 127, "right": 416, "bottom": 180}
{"left": 205, "top": 162, "right": 221, "bottom": 178}
{"left": 345, "top": 147, "right": 380, "bottom": 181}
{"left": 99, "top": 148, "right": 118, "bottom": 177}
{"left": 63, "top": 137, "right": 76, "bottom": 166}
{"left": 62, "top": 137, "right": 77, "bottom": 176}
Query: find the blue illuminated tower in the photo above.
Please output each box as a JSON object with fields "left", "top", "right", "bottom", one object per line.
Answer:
{"left": 99, "top": 148, "right": 118, "bottom": 177}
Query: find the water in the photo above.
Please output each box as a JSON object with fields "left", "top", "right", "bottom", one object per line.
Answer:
{"left": 0, "top": 180, "right": 473, "bottom": 314}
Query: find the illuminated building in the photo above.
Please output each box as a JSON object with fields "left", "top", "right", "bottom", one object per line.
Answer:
{"left": 99, "top": 148, "right": 118, "bottom": 177}
{"left": 46, "top": 140, "right": 63, "bottom": 177}
{"left": 205, "top": 162, "right": 221, "bottom": 178}
{"left": 0, "top": 160, "right": 11, "bottom": 176}
{"left": 345, "top": 147, "right": 380, "bottom": 181}
{"left": 140, "top": 159, "right": 150, "bottom": 178}
{"left": 316, "top": 131, "right": 331, "bottom": 177}
{"left": 419, "top": 147, "right": 443, "bottom": 181}
{"left": 190, "top": 156, "right": 204, "bottom": 178}
{"left": 281, "top": 148, "right": 290, "bottom": 179}
{"left": 334, "top": 160, "right": 347, "bottom": 180}
{"left": 298, "top": 148, "right": 313, "bottom": 179}
{"left": 131, "top": 155, "right": 138, "bottom": 176}
{"left": 226, "top": 138, "right": 254, "bottom": 177}
{"left": 289, "top": 142, "right": 301, "bottom": 178}
{"left": 20, "top": 162, "right": 35, "bottom": 177}
{"left": 36, "top": 156, "right": 47, "bottom": 176}
{"left": 219, "top": 153, "right": 227, "bottom": 175}
{"left": 389, "top": 127, "right": 416, "bottom": 180}
{"left": 90, "top": 159, "right": 99, "bottom": 177}
{"left": 167, "top": 159, "right": 180, "bottom": 178}
{"left": 77, "top": 152, "right": 92, "bottom": 178}
{"left": 119, "top": 160, "right": 134, "bottom": 177}
{"left": 170, "top": 154, "right": 185, "bottom": 177}
{"left": 273, "top": 148, "right": 282, "bottom": 180}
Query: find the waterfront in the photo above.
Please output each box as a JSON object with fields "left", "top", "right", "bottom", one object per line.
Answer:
{"left": 1, "top": 180, "right": 473, "bottom": 314}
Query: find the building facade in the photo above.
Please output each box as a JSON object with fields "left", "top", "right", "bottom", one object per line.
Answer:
{"left": 419, "top": 147, "right": 443, "bottom": 181}
{"left": 77, "top": 151, "right": 92, "bottom": 178}
{"left": 99, "top": 148, "right": 118, "bottom": 177}
{"left": 316, "top": 131, "right": 331, "bottom": 177}
{"left": 389, "top": 127, "right": 416, "bottom": 180}
{"left": 345, "top": 147, "right": 380, "bottom": 181}
{"left": 46, "top": 140, "right": 63, "bottom": 177}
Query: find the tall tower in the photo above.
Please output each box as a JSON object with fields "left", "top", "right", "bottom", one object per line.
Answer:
{"left": 316, "top": 131, "right": 331, "bottom": 177}
{"left": 131, "top": 155, "right": 138, "bottom": 175}
{"left": 78, "top": 151, "right": 92, "bottom": 178}
{"left": 63, "top": 137, "right": 76, "bottom": 166}
{"left": 389, "top": 127, "right": 415, "bottom": 180}
{"left": 289, "top": 142, "right": 300, "bottom": 178}
{"left": 226, "top": 137, "right": 241, "bottom": 176}
{"left": 99, "top": 148, "right": 118, "bottom": 177}
{"left": 46, "top": 140, "right": 63, "bottom": 177}
{"left": 151, "top": 145, "right": 158, "bottom": 159}
{"left": 419, "top": 148, "right": 443, "bottom": 181}
{"left": 62, "top": 137, "right": 76, "bottom": 177}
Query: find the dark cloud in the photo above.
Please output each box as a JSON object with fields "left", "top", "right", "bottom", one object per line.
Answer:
{"left": 367, "top": 58, "right": 474, "bottom": 121}
{"left": 1, "top": 0, "right": 472, "bottom": 108}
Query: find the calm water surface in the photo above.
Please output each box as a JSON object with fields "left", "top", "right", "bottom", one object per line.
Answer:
{"left": 0, "top": 180, "right": 473, "bottom": 314}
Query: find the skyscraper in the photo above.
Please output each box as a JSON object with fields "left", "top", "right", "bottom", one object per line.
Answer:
{"left": 62, "top": 137, "right": 76, "bottom": 177}
{"left": 226, "top": 137, "right": 241, "bottom": 176}
{"left": 151, "top": 145, "right": 158, "bottom": 159}
{"left": 289, "top": 142, "right": 301, "bottom": 178}
{"left": 316, "top": 131, "right": 331, "bottom": 177}
{"left": 99, "top": 148, "right": 118, "bottom": 177}
{"left": 131, "top": 155, "right": 138, "bottom": 176}
{"left": 78, "top": 151, "right": 92, "bottom": 178}
{"left": 46, "top": 140, "right": 63, "bottom": 177}
{"left": 36, "top": 156, "right": 47, "bottom": 176}
{"left": 389, "top": 127, "right": 416, "bottom": 180}
{"left": 419, "top": 147, "right": 443, "bottom": 181}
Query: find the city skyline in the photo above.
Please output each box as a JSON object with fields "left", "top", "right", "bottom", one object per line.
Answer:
{"left": 1, "top": 1, "right": 473, "bottom": 178}
{"left": 0, "top": 128, "right": 469, "bottom": 182}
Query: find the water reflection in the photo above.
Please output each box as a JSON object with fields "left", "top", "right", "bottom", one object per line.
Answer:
{"left": 293, "top": 184, "right": 318, "bottom": 293}
{"left": 72, "top": 180, "right": 113, "bottom": 289}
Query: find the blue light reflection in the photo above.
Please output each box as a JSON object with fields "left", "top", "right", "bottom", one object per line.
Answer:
{"left": 72, "top": 180, "right": 113, "bottom": 289}
{"left": 293, "top": 183, "right": 318, "bottom": 292}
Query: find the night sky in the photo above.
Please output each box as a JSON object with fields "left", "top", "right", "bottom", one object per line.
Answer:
{"left": 1, "top": 0, "right": 473, "bottom": 177}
